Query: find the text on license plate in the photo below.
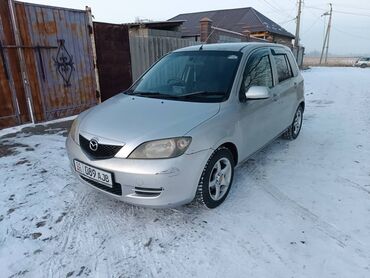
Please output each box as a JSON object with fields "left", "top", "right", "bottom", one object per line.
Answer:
{"left": 74, "top": 160, "right": 113, "bottom": 187}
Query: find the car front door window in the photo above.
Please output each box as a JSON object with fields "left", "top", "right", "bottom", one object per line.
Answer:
{"left": 240, "top": 50, "right": 273, "bottom": 101}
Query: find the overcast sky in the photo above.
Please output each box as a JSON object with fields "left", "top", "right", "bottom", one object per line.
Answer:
{"left": 25, "top": 0, "right": 370, "bottom": 55}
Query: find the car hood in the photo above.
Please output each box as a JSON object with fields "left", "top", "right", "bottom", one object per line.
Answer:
{"left": 79, "top": 94, "right": 220, "bottom": 144}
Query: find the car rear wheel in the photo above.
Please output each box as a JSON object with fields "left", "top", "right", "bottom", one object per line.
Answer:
{"left": 282, "top": 105, "right": 303, "bottom": 140}
{"left": 196, "top": 147, "right": 235, "bottom": 209}
{"left": 360, "top": 64, "right": 367, "bottom": 68}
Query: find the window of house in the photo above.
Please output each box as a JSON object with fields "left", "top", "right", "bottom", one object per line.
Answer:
{"left": 240, "top": 50, "right": 273, "bottom": 99}
{"left": 273, "top": 54, "right": 293, "bottom": 82}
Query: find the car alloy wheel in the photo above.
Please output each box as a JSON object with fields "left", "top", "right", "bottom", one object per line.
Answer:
{"left": 196, "top": 147, "right": 235, "bottom": 208}
{"left": 208, "top": 158, "right": 232, "bottom": 201}
{"left": 282, "top": 105, "right": 304, "bottom": 140}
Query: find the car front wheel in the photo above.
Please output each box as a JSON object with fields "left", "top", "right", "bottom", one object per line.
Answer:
{"left": 196, "top": 147, "right": 235, "bottom": 209}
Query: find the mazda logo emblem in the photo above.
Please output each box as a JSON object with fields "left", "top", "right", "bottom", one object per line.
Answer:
{"left": 89, "top": 138, "right": 99, "bottom": 151}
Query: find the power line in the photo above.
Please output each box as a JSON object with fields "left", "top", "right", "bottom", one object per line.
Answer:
{"left": 278, "top": 18, "right": 296, "bottom": 25}
{"left": 301, "top": 14, "right": 323, "bottom": 35}
{"left": 333, "top": 3, "right": 370, "bottom": 12}
{"left": 305, "top": 6, "right": 326, "bottom": 11}
{"left": 261, "top": 0, "right": 295, "bottom": 18}
{"left": 261, "top": 0, "right": 285, "bottom": 13}
{"left": 332, "top": 26, "right": 370, "bottom": 41}
{"left": 304, "top": 5, "right": 322, "bottom": 18}
{"left": 333, "top": 10, "right": 370, "bottom": 17}
{"left": 305, "top": 5, "right": 370, "bottom": 17}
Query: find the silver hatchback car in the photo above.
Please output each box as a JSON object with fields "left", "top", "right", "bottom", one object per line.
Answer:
{"left": 66, "top": 43, "right": 304, "bottom": 208}
{"left": 354, "top": 57, "right": 370, "bottom": 68}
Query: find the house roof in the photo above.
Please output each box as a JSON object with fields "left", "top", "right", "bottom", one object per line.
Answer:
{"left": 169, "top": 7, "right": 295, "bottom": 39}
{"left": 126, "top": 20, "right": 185, "bottom": 30}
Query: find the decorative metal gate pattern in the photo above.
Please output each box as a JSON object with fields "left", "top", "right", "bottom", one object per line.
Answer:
{"left": 0, "top": 0, "right": 98, "bottom": 129}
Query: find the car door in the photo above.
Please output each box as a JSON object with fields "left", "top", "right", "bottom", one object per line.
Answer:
{"left": 270, "top": 48, "right": 297, "bottom": 131}
{"left": 237, "top": 48, "right": 280, "bottom": 159}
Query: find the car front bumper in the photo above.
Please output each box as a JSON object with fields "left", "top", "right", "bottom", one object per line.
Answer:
{"left": 66, "top": 136, "right": 211, "bottom": 208}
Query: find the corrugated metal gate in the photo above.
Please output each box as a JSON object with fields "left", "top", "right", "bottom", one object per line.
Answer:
{"left": 94, "top": 22, "right": 132, "bottom": 102}
{"left": 0, "top": 0, "right": 29, "bottom": 128}
{"left": 0, "top": 0, "right": 98, "bottom": 129}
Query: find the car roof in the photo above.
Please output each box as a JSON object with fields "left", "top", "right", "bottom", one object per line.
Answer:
{"left": 173, "top": 42, "right": 291, "bottom": 53}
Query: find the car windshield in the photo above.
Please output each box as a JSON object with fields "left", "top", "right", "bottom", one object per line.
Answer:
{"left": 126, "top": 50, "right": 242, "bottom": 102}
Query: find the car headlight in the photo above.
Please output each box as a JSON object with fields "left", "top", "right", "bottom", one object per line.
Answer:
{"left": 69, "top": 118, "right": 79, "bottom": 143}
{"left": 128, "top": 137, "right": 192, "bottom": 159}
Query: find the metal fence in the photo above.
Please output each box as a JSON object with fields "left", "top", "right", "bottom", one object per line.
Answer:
{"left": 303, "top": 57, "right": 357, "bottom": 67}
{"left": 0, "top": 0, "right": 97, "bottom": 129}
{"left": 94, "top": 22, "right": 132, "bottom": 101}
{"left": 129, "top": 36, "right": 199, "bottom": 81}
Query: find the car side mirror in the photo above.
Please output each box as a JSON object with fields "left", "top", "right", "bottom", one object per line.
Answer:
{"left": 245, "top": 86, "right": 270, "bottom": 100}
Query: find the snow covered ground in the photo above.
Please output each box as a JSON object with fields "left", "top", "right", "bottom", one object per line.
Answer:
{"left": 1, "top": 67, "right": 370, "bottom": 278}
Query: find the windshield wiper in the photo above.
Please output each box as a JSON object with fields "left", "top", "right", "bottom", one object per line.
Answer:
{"left": 128, "top": 92, "right": 177, "bottom": 99}
{"left": 127, "top": 91, "right": 226, "bottom": 101}
{"left": 177, "top": 91, "right": 226, "bottom": 98}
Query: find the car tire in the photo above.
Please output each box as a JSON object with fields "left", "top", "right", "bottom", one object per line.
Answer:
{"left": 282, "top": 105, "right": 303, "bottom": 140}
{"left": 360, "top": 64, "right": 367, "bottom": 68}
{"left": 196, "top": 147, "right": 235, "bottom": 209}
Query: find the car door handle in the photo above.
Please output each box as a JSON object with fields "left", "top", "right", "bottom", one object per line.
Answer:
{"left": 294, "top": 82, "right": 298, "bottom": 89}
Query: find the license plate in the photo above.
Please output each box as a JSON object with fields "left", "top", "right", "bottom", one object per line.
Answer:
{"left": 74, "top": 160, "right": 113, "bottom": 187}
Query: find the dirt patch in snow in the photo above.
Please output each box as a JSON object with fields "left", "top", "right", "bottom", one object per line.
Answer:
{"left": 0, "top": 121, "right": 72, "bottom": 158}
{"left": 0, "top": 142, "right": 31, "bottom": 157}
{"left": 0, "top": 120, "right": 73, "bottom": 140}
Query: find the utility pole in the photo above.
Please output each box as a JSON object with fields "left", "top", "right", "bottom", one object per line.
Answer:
{"left": 294, "top": 0, "right": 303, "bottom": 48}
{"left": 324, "top": 3, "right": 333, "bottom": 64}
{"left": 320, "top": 3, "right": 333, "bottom": 64}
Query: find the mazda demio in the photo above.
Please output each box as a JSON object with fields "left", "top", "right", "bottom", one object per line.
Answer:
{"left": 66, "top": 43, "right": 304, "bottom": 208}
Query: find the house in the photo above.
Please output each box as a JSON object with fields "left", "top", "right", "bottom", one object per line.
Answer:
{"left": 169, "top": 7, "right": 295, "bottom": 46}
{"left": 127, "top": 20, "right": 185, "bottom": 38}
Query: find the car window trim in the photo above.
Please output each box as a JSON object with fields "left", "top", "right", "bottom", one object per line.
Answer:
{"left": 239, "top": 47, "right": 275, "bottom": 102}
{"left": 272, "top": 51, "right": 294, "bottom": 84}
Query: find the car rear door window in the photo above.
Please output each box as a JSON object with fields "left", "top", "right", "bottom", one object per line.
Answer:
{"left": 273, "top": 54, "right": 293, "bottom": 83}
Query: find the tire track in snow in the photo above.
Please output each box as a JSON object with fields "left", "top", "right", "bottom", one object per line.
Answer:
{"left": 43, "top": 190, "right": 96, "bottom": 277}
{"left": 235, "top": 159, "right": 301, "bottom": 274}
{"left": 231, "top": 143, "right": 370, "bottom": 273}
{"left": 258, "top": 179, "right": 370, "bottom": 261}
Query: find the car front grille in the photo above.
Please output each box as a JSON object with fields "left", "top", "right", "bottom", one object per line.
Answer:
{"left": 79, "top": 135, "right": 123, "bottom": 159}
{"left": 80, "top": 175, "right": 122, "bottom": 196}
